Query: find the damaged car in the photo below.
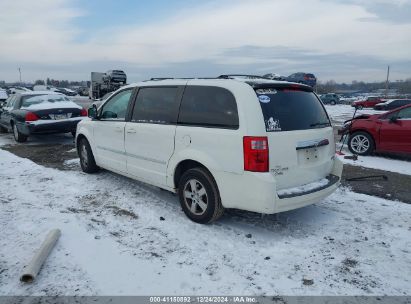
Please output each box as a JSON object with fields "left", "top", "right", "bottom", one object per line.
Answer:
{"left": 339, "top": 104, "right": 411, "bottom": 156}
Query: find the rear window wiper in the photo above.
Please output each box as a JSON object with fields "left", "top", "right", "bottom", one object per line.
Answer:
{"left": 310, "top": 122, "right": 331, "bottom": 128}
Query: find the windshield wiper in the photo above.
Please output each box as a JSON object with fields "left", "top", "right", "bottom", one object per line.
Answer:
{"left": 310, "top": 122, "right": 331, "bottom": 128}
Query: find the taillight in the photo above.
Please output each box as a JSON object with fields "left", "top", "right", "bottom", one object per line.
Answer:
{"left": 243, "top": 136, "right": 269, "bottom": 172}
{"left": 25, "top": 112, "right": 39, "bottom": 122}
{"left": 80, "top": 108, "right": 87, "bottom": 116}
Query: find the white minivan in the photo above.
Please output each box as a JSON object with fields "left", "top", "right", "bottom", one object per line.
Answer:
{"left": 76, "top": 77, "right": 343, "bottom": 223}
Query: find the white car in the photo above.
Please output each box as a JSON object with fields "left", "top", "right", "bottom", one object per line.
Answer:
{"left": 76, "top": 78, "right": 343, "bottom": 224}
{"left": 263, "top": 73, "right": 285, "bottom": 81}
{"left": 8, "top": 86, "right": 32, "bottom": 94}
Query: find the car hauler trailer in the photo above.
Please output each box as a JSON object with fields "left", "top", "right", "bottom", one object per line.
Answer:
{"left": 89, "top": 71, "right": 127, "bottom": 100}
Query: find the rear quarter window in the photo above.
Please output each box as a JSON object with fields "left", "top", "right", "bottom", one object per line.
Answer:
{"left": 178, "top": 86, "right": 239, "bottom": 129}
{"left": 256, "top": 88, "right": 330, "bottom": 132}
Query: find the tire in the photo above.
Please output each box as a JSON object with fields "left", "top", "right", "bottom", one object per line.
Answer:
{"left": 78, "top": 138, "right": 99, "bottom": 173}
{"left": 178, "top": 167, "right": 224, "bottom": 224}
{"left": 330, "top": 100, "right": 336, "bottom": 105}
{"left": 12, "top": 123, "right": 28, "bottom": 143}
{"left": 348, "top": 131, "right": 374, "bottom": 156}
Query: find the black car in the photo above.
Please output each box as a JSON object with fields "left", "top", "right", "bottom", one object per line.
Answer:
{"left": 320, "top": 93, "right": 341, "bottom": 105}
{"left": 374, "top": 99, "right": 411, "bottom": 111}
{"left": 106, "top": 70, "right": 127, "bottom": 84}
{"left": 0, "top": 92, "right": 87, "bottom": 142}
{"left": 286, "top": 72, "right": 317, "bottom": 87}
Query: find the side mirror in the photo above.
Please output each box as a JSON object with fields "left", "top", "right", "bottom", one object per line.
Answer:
{"left": 389, "top": 116, "right": 398, "bottom": 123}
{"left": 88, "top": 104, "right": 98, "bottom": 119}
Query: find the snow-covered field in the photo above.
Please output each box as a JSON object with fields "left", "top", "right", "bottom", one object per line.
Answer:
{"left": 337, "top": 151, "right": 411, "bottom": 176}
{"left": 1, "top": 148, "right": 410, "bottom": 296}
{"left": 324, "top": 105, "right": 384, "bottom": 127}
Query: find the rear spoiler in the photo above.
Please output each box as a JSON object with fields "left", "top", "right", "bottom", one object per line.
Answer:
{"left": 249, "top": 82, "right": 313, "bottom": 92}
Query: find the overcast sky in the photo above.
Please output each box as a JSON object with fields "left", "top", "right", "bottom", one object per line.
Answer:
{"left": 0, "top": 0, "right": 410, "bottom": 83}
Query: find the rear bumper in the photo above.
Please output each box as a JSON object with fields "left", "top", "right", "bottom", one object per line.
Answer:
{"left": 17, "top": 118, "right": 85, "bottom": 135}
{"left": 214, "top": 157, "right": 343, "bottom": 214}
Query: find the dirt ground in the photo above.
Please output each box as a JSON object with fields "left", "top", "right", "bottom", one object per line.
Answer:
{"left": 2, "top": 134, "right": 411, "bottom": 205}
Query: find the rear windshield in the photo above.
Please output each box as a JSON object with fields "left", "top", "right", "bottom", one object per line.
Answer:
{"left": 256, "top": 88, "right": 330, "bottom": 132}
{"left": 22, "top": 94, "right": 70, "bottom": 107}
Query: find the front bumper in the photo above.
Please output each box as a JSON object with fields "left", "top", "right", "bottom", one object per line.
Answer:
{"left": 17, "top": 118, "right": 85, "bottom": 136}
{"left": 214, "top": 157, "right": 343, "bottom": 214}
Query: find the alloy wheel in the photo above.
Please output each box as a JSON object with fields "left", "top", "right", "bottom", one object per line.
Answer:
{"left": 183, "top": 179, "right": 208, "bottom": 216}
{"left": 350, "top": 134, "right": 370, "bottom": 154}
{"left": 80, "top": 144, "right": 89, "bottom": 168}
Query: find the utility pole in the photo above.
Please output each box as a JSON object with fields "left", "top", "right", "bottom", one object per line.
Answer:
{"left": 385, "top": 65, "right": 390, "bottom": 98}
{"left": 18, "top": 67, "right": 22, "bottom": 84}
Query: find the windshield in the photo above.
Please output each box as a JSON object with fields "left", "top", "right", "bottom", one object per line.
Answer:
{"left": 22, "top": 94, "right": 70, "bottom": 107}
{"left": 256, "top": 88, "right": 330, "bottom": 132}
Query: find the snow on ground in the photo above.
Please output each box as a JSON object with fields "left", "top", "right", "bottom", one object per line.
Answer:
{"left": 324, "top": 105, "right": 385, "bottom": 127}
{"left": 337, "top": 149, "right": 411, "bottom": 176}
{"left": 1, "top": 149, "right": 411, "bottom": 296}
{"left": 0, "top": 133, "right": 14, "bottom": 146}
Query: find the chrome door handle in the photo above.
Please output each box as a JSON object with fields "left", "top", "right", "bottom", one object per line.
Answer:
{"left": 114, "top": 127, "right": 123, "bottom": 133}
{"left": 126, "top": 129, "right": 137, "bottom": 134}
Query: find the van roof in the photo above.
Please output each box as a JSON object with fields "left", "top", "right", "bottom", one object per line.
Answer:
{"left": 133, "top": 76, "right": 313, "bottom": 92}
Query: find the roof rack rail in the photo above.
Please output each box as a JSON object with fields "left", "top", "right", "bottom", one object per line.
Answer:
{"left": 149, "top": 78, "right": 175, "bottom": 81}
{"left": 147, "top": 77, "right": 222, "bottom": 81}
{"left": 218, "top": 74, "right": 270, "bottom": 80}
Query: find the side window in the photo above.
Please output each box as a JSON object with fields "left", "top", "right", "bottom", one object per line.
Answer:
{"left": 131, "top": 87, "right": 180, "bottom": 124}
{"left": 384, "top": 111, "right": 398, "bottom": 120}
{"left": 178, "top": 86, "right": 239, "bottom": 129}
{"left": 100, "top": 89, "right": 133, "bottom": 120}
{"left": 398, "top": 107, "right": 411, "bottom": 119}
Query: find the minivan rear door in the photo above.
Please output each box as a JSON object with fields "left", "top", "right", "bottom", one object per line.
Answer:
{"left": 255, "top": 86, "right": 335, "bottom": 190}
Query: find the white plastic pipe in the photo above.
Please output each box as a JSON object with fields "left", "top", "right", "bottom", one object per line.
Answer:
{"left": 20, "top": 229, "right": 61, "bottom": 283}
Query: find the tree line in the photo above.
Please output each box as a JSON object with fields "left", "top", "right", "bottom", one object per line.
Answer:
{"left": 317, "top": 78, "right": 411, "bottom": 94}
{"left": 34, "top": 78, "right": 88, "bottom": 87}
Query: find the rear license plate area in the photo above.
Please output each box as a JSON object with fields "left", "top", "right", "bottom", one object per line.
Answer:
{"left": 50, "top": 113, "right": 70, "bottom": 120}
{"left": 298, "top": 148, "right": 320, "bottom": 164}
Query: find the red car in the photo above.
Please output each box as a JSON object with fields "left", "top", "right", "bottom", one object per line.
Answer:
{"left": 352, "top": 96, "right": 383, "bottom": 109}
{"left": 340, "top": 104, "right": 411, "bottom": 155}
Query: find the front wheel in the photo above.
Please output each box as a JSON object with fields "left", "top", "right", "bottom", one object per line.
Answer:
{"left": 348, "top": 132, "right": 374, "bottom": 155}
{"left": 78, "top": 138, "right": 99, "bottom": 173}
{"left": 178, "top": 168, "right": 224, "bottom": 224}
{"left": 12, "top": 123, "right": 27, "bottom": 143}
